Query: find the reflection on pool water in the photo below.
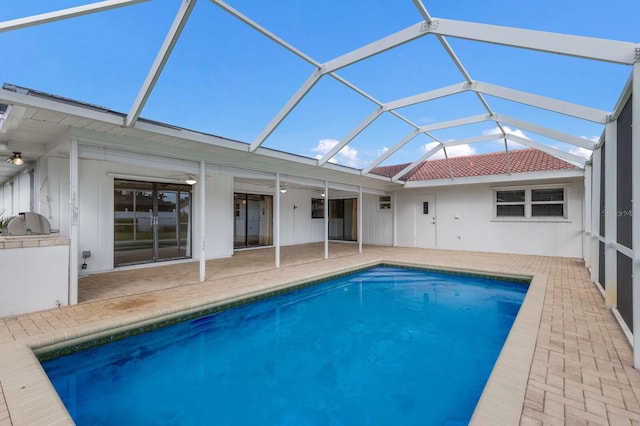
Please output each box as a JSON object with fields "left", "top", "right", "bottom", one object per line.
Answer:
{"left": 42, "top": 265, "right": 528, "bottom": 425}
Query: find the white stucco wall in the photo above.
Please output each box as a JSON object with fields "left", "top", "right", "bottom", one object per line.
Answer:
{"left": 394, "top": 177, "right": 584, "bottom": 258}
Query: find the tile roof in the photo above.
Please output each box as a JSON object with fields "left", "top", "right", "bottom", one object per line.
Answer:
{"left": 370, "top": 148, "right": 578, "bottom": 181}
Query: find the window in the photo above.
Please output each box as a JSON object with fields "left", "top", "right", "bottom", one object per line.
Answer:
{"left": 311, "top": 198, "right": 324, "bottom": 218}
{"left": 496, "top": 190, "right": 525, "bottom": 217}
{"left": 531, "top": 188, "right": 564, "bottom": 217}
{"left": 378, "top": 195, "right": 391, "bottom": 210}
{"left": 494, "top": 187, "right": 566, "bottom": 220}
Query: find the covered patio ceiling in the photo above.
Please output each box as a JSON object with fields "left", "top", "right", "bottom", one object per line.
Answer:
{"left": 0, "top": 0, "right": 638, "bottom": 185}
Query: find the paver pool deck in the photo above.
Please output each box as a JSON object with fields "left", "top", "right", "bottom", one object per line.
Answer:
{"left": 1, "top": 244, "right": 639, "bottom": 425}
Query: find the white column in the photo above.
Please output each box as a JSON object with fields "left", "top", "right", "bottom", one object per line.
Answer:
{"left": 590, "top": 148, "right": 602, "bottom": 284}
{"left": 632, "top": 63, "right": 640, "bottom": 368}
{"left": 604, "top": 121, "right": 617, "bottom": 307}
{"left": 275, "top": 173, "right": 281, "bottom": 268}
{"left": 199, "top": 160, "right": 206, "bottom": 282}
{"left": 392, "top": 191, "right": 398, "bottom": 247}
{"left": 583, "top": 164, "right": 592, "bottom": 268}
{"left": 324, "top": 180, "right": 329, "bottom": 260}
{"left": 358, "top": 185, "right": 363, "bottom": 254}
{"left": 69, "top": 138, "right": 79, "bottom": 305}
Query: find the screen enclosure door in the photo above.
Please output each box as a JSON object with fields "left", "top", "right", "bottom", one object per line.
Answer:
{"left": 114, "top": 179, "right": 192, "bottom": 267}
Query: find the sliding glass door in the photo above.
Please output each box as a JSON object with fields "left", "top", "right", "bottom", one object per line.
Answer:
{"left": 114, "top": 179, "right": 192, "bottom": 267}
{"left": 328, "top": 198, "right": 358, "bottom": 241}
{"left": 234, "top": 193, "right": 273, "bottom": 249}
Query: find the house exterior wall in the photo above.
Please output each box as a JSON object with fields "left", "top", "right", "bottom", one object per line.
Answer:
{"left": 42, "top": 157, "right": 234, "bottom": 273}
{"left": 362, "top": 193, "right": 393, "bottom": 245}
{"left": 201, "top": 173, "right": 235, "bottom": 259}
{"left": 394, "top": 177, "right": 584, "bottom": 258}
{"left": 7, "top": 151, "right": 583, "bottom": 281}
{"left": 230, "top": 186, "right": 394, "bottom": 247}
{"left": 234, "top": 183, "right": 325, "bottom": 246}
{"left": 279, "top": 188, "right": 325, "bottom": 245}
{"left": 0, "top": 168, "right": 32, "bottom": 217}
{"left": 0, "top": 182, "right": 10, "bottom": 217}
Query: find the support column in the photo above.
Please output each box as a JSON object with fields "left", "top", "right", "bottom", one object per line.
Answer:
{"left": 392, "top": 192, "right": 397, "bottom": 247}
{"left": 358, "top": 185, "right": 363, "bottom": 254}
{"left": 199, "top": 160, "right": 206, "bottom": 282}
{"left": 275, "top": 173, "right": 281, "bottom": 268}
{"left": 632, "top": 63, "right": 640, "bottom": 368}
{"left": 69, "top": 139, "right": 79, "bottom": 305}
{"left": 583, "top": 164, "right": 592, "bottom": 268}
{"left": 324, "top": 180, "right": 329, "bottom": 260}
{"left": 604, "top": 121, "right": 617, "bottom": 308}
{"left": 590, "top": 148, "right": 602, "bottom": 284}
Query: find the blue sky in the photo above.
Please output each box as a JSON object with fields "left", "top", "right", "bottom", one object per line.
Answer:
{"left": 2, "top": 0, "right": 639, "bottom": 168}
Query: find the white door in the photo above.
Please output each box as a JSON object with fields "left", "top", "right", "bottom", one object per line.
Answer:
{"left": 415, "top": 195, "right": 436, "bottom": 248}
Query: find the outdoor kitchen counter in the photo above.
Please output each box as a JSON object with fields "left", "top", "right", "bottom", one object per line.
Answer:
{"left": 0, "top": 236, "right": 71, "bottom": 318}
{"left": 0, "top": 235, "right": 70, "bottom": 249}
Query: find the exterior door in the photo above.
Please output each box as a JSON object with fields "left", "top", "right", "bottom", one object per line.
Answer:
{"left": 328, "top": 198, "right": 357, "bottom": 241}
{"left": 114, "top": 180, "right": 192, "bottom": 267}
{"left": 155, "top": 184, "right": 191, "bottom": 261}
{"left": 415, "top": 195, "right": 436, "bottom": 248}
{"left": 234, "top": 193, "right": 273, "bottom": 249}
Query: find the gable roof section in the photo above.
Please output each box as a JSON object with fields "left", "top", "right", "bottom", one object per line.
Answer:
{"left": 371, "top": 148, "right": 577, "bottom": 181}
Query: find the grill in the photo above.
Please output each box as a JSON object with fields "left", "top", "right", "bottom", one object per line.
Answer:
{"left": 4, "top": 212, "right": 51, "bottom": 236}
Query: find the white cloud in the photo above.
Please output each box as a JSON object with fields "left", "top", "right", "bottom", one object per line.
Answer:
{"left": 565, "top": 136, "right": 597, "bottom": 159}
{"left": 422, "top": 142, "right": 476, "bottom": 159}
{"left": 482, "top": 125, "right": 530, "bottom": 141}
{"left": 311, "top": 138, "right": 360, "bottom": 168}
{"left": 568, "top": 146, "right": 593, "bottom": 159}
{"left": 442, "top": 144, "right": 477, "bottom": 158}
{"left": 419, "top": 126, "right": 530, "bottom": 161}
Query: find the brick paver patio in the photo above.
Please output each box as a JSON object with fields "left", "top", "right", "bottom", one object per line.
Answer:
{"left": 1, "top": 244, "right": 639, "bottom": 425}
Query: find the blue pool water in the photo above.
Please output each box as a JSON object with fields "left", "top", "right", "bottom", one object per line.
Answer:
{"left": 42, "top": 266, "right": 528, "bottom": 425}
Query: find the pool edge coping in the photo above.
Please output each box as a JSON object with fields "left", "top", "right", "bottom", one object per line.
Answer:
{"left": 1, "top": 259, "right": 541, "bottom": 425}
{"left": 470, "top": 273, "right": 546, "bottom": 426}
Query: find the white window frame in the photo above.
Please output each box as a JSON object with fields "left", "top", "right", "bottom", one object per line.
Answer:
{"left": 493, "top": 184, "right": 569, "bottom": 222}
{"left": 378, "top": 195, "right": 392, "bottom": 211}
{"left": 530, "top": 188, "right": 566, "bottom": 218}
{"left": 495, "top": 189, "right": 526, "bottom": 218}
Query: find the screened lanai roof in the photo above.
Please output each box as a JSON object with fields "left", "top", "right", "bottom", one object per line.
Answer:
{"left": 1, "top": 0, "right": 639, "bottom": 184}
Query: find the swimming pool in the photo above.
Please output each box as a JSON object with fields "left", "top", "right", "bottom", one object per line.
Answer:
{"left": 41, "top": 265, "right": 528, "bottom": 425}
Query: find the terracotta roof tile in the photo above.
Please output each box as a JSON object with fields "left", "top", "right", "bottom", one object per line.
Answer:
{"left": 369, "top": 163, "right": 411, "bottom": 179}
{"left": 370, "top": 148, "right": 577, "bottom": 181}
